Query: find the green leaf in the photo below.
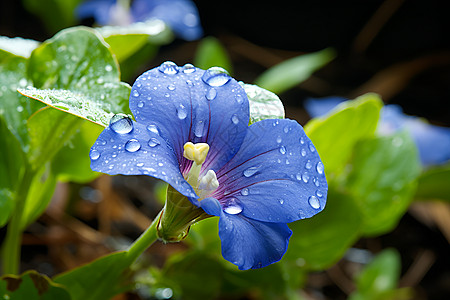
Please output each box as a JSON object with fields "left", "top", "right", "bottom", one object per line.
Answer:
{"left": 349, "top": 249, "right": 412, "bottom": 300}
{"left": 0, "top": 270, "right": 71, "bottom": 300}
{"left": 254, "top": 48, "right": 336, "bottom": 94}
{"left": 51, "top": 121, "right": 103, "bottom": 183}
{"left": 54, "top": 251, "right": 131, "bottom": 300}
{"left": 27, "top": 107, "right": 83, "bottom": 169}
{"left": 0, "top": 48, "right": 43, "bottom": 149}
{"left": 0, "top": 36, "right": 39, "bottom": 58}
{"left": 415, "top": 164, "right": 450, "bottom": 201}
{"left": 22, "top": 0, "right": 82, "bottom": 33}
{"left": 98, "top": 19, "right": 174, "bottom": 63}
{"left": 194, "top": 36, "right": 233, "bottom": 74}
{"left": 0, "top": 189, "right": 14, "bottom": 228}
{"left": 304, "top": 93, "right": 383, "bottom": 176}
{"left": 20, "top": 164, "right": 57, "bottom": 229}
{"left": 286, "top": 188, "right": 363, "bottom": 270}
{"left": 18, "top": 88, "right": 116, "bottom": 128}
{"left": 241, "top": 83, "right": 285, "bottom": 124}
{"left": 26, "top": 27, "right": 131, "bottom": 115}
{"left": 346, "top": 131, "right": 421, "bottom": 236}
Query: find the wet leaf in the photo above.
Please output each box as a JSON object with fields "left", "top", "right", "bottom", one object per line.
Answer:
{"left": 254, "top": 48, "right": 335, "bottom": 94}
{"left": 241, "top": 83, "right": 285, "bottom": 124}
{"left": 0, "top": 270, "right": 71, "bottom": 300}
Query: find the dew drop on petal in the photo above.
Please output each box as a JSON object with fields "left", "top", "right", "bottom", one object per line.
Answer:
{"left": 301, "top": 148, "right": 306, "bottom": 157}
{"left": 243, "top": 166, "right": 259, "bottom": 177}
{"left": 300, "top": 137, "right": 305, "bottom": 144}
{"left": 316, "top": 190, "right": 323, "bottom": 197}
{"left": 125, "top": 139, "right": 141, "bottom": 152}
{"left": 235, "top": 94, "right": 244, "bottom": 104}
{"left": 283, "top": 126, "right": 290, "bottom": 133}
{"left": 137, "top": 101, "right": 144, "bottom": 108}
{"left": 148, "top": 138, "right": 160, "bottom": 147}
{"left": 206, "top": 87, "right": 217, "bottom": 100}
{"left": 309, "top": 143, "right": 316, "bottom": 153}
{"left": 296, "top": 173, "right": 302, "bottom": 181}
{"left": 302, "top": 173, "right": 310, "bottom": 183}
{"left": 202, "top": 67, "right": 231, "bottom": 87}
{"left": 194, "top": 120, "right": 204, "bottom": 137}
{"left": 241, "top": 188, "right": 249, "bottom": 196}
{"left": 136, "top": 162, "right": 144, "bottom": 167}
{"left": 90, "top": 149, "right": 100, "bottom": 160}
{"left": 308, "top": 196, "right": 320, "bottom": 209}
{"left": 182, "top": 63, "right": 196, "bottom": 73}
{"left": 146, "top": 124, "right": 160, "bottom": 135}
{"left": 231, "top": 114, "right": 239, "bottom": 124}
{"left": 316, "top": 161, "right": 324, "bottom": 174}
{"left": 279, "top": 199, "right": 284, "bottom": 205}
{"left": 276, "top": 136, "right": 282, "bottom": 143}
{"left": 224, "top": 198, "right": 243, "bottom": 215}
{"left": 167, "top": 84, "right": 176, "bottom": 91}
{"left": 158, "top": 61, "right": 178, "bottom": 75}
{"left": 279, "top": 146, "right": 286, "bottom": 155}
{"left": 132, "top": 90, "right": 139, "bottom": 97}
{"left": 110, "top": 114, "right": 133, "bottom": 134}
{"left": 305, "top": 160, "right": 312, "bottom": 169}
{"left": 176, "top": 104, "right": 187, "bottom": 120}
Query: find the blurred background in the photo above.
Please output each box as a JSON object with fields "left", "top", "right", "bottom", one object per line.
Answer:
{"left": 1, "top": 0, "right": 449, "bottom": 299}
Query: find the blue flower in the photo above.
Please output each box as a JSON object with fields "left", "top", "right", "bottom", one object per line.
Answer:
{"left": 76, "top": 0, "right": 203, "bottom": 40}
{"left": 90, "top": 62, "right": 328, "bottom": 270}
{"left": 304, "top": 97, "right": 450, "bottom": 166}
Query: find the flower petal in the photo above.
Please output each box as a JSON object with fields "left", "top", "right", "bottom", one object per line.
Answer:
{"left": 219, "top": 211, "right": 292, "bottom": 270}
{"left": 129, "top": 63, "right": 249, "bottom": 174}
{"left": 90, "top": 119, "right": 196, "bottom": 198}
{"left": 132, "top": 0, "right": 203, "bottom": 40}
{"left": 76, "top": 0, "right": 117, "bottom": 25}
{"left": 213, "top": 119, "right": 327, "bottom": 223}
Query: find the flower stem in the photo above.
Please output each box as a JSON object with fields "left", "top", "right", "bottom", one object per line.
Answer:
{"left": 125, "top": 211, "right": 161, "bottom": 264}
{"left": 1, "top": 167, "right": 35, "bottom": 275}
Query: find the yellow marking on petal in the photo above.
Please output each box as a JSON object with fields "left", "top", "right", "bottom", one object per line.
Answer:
{"left": 183, "top": 142, "right": 210, "bottom": 165}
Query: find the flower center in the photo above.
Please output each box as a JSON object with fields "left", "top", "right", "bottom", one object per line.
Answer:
{"left": 183, "top": 142, "right": 219, "bottom": 199}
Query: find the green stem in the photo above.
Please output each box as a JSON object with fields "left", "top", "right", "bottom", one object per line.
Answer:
{"left": 125, "top": 211, "right": 161, "bottom": 264}
{"left": 1, "top": 167, "right": 35, "bottom": 275}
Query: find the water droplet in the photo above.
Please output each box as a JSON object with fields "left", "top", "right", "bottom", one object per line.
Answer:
{"left": 137, "top": 101, "right": 144, "bottom": 108}
{"left": 182, "top": 63, "right": 196, "bottom": 73}
{"left": 125, "top": 139, "right": 141, "bottom": 152}
{"left": 148, "top": 138, "right": 160, "bottom": 147}
{"left": 111, "top": 152, "right": 118, "bottom": 158}
{"left": 194, "top": 120, "right": 204, "bottom": 137}
{"left": 16, "top": 106, "right": 23, "bottom": 112}
{"left": 158, "top": 61, "right": 178, "bottom": 75}
{"left": 176, "top": 104, "right": 187, "bottom": 119}
{"left": 241, "top": 188, "right": 249, "bottom": 196}
{"left": 309, "top": 143, "right": 316, "bottom": 152}
{"left": 231, "top": 114, "right": 239, "bottom": 124}
{"left": 283, "top": 126, "right": 290, "bottom": 133}
{"left": 224, "top": 198, "right": 243, "bottom": 215}
{"left": 147, "top": 124, "right": 160, "bottom": 135}
{"left": 301, "top": 148, "right": 306, "bottom": 157}
{"left": 308, "top": 196, "right": 320, "bottom": 209}
{"left": 316, "top": 190, "right": 323, "bottom": 197}
{"left": 305, "top": 160, "right": 312, "bottom": 169}
{"left": 296, "top": 173, "right": 302, "bottom": 181}
{"left": 205, "top": 87, "right": 217, "bottom": 100}
{"left": 19, "top": 78, "right": 27, "bottom": 87}
{"left": 202, "top": 67, "right": 231, "bottom": 86}
{"left": 136, "top": 162, "right": 144, "bottom": 167}
{"left": 90, "top": 149, "right": 100, "bottom": 160}
{"left": 105, "top": 64, "right": 113, "bottom": 72}
{"left": 167, "top": 84, "right": 176, "bottom": 91}
{"left": 186, "top": 79, "right": 194, "bottom": 87}
{"left": 110, "top": 114, "right": 133, "bottom": 134}
{"left": 276, "top": 136, "right": 282, "bottom": 143}
{"left": 235, "top": 94, "right": 244, "bottom": 103}
{"left": 279, "top": 146, "right": 286, "bottom": 155}
{"left": 316, "top": 161, "right": 324, "bottom": 174}
{"left": 243, "top": 166, "right": 259, "bottom": 177}
{"left": 279, "top": 199, "right": 284, "bottom": 205}
{"left": 158, "top": 162, "right": 164, "bottom": 167}
{"left": 132, "top": 90, "right": 139, "bottom": 97}
{"left": 302, "top": 173, "right": 310, "bottom": 183}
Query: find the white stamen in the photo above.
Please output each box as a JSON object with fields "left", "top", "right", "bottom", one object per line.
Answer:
{"left": 198, "top": 170, "right": 219, "bottom": 191}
